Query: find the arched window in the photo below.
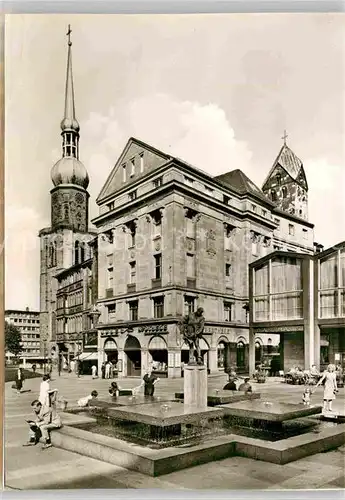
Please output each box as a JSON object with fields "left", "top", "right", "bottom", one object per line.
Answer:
{"left": 64, "top": 203, "right": 69, "bottom": 221}
{"left": 80, "top": 242, "right": 85, "bottom": 263}
{"left": 236, "top": 341, "right": 245, "bottom": 368}
{"left": 74, "top": 241, "right": 80, "bottom": 265}
{"left": 271, "top": 189, "right": 277, "bottom": 202}
{"left": 276, "top": 174, "right": 281, "bottom": 186}
{"left": 255, "top": 341, "right": 262, "bottom": 363}
{"left": 282, "top": 186, "right": 287, "bottom": 199}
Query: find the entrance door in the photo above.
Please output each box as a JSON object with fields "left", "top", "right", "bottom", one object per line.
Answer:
{"left": 124, "top": 336, "right": 141, "bottom": 377}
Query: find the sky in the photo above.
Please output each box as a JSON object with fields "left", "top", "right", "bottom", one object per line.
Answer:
{"left": 5, "top": 13, "right": 345, "bottom": 311}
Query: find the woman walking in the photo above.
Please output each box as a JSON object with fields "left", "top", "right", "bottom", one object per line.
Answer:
{"left": 15, "top": 367, "right": 24, "bottom": 394}
{"left": 314, "top": 364, "right": 338, "bottom": 413}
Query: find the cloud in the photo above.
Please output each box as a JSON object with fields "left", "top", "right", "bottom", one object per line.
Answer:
{"left": 304, "top": 159, "right": 345, "bottom": 247}
{"left": 81, "top": 94, "right": 254, "bottom": 221}
{"left": 5, "top": 205, "right": 43, "bottom": 309}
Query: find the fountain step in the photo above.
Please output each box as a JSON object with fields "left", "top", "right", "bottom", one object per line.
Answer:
{"left": 220, "top": 400, "right": 322, "bottom": 422}
{"left": 175, "top": 391, "right": 260, "bottom": 406}
{"left": 107, "top": 401, "right": 223, "bottom": 427}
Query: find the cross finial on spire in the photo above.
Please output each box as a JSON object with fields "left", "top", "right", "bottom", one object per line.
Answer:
{"left": 67, "top": 24, "right": 72, "bottom": 46}
{"left": 282, "top": 129, "right": 288, "bottom": 145}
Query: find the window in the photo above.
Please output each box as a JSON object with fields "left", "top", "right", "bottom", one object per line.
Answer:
{"left": 289, "top": 224, "right": 295, "bottom": 236}
{"left": 303, "top": 228, "right": 308, "bottom": 240}
{"left": 187, "top": 253, "right": 196, "bottom": 278}
{"left": 185, "top": 209, "right": 195, "bottom": 238}
{"left": 107, "top": 255, "right": 113, "bottom": 289}
{"left": 129, "top": 300, "right": 138, "bottom": 321}
{"left": 108, "top": 201, "right": 115, "bottom": 211}
{"left": 276, "top": 174, "right": 281, "bottom": 186}
{"left": 139, "top": 152, "right": 144, "bottom": 173}
{"left": 122, "top": 164, "right": 126, "bottom": 182}
{"left": 223, "top": 195, "right": 230, "bottom": 204}
{"left": 251, "top": 204, "right": 256, "bottom": 212}
{"left": 130, "top": 158, "right": 135, "bottom": 177}
{"left": 282, "top": 186, "right": 287, "bottom": 198}
{"left": 152, "top": 210, "right": 162, "bottom": 236}
{"left": 107, "top": 304, "right": 116, "bottom": 320}
{"left": 184, "top": 176, "right": 194, "bottom": 186}
{"left": 299, "top": 209, "right": 303, "bottom": 216}
{"left": 224, "top": 302, "right": 232, "bottom": 322}
{"left": 225, "top": 263, "right": 231, "bottom": 278}
{"left": 153, "top": 296, "right": 164, "bottom": 318}
{"left": 127, "top": 221, "right": 136, "bottom": 247}
{"left": 262, "top": 209, "right": 267, "bottom": 217}
{"left": 154, "top": 254, "right": 162, "bottom": 279}
{"left": 153, "top": 177, "right": 163, "bottom": 188}
{"left": 184, "top": 296, "right": 195, "bottom": 315}
{"left": 129, "top": 261, "right": 136, "bottom": 284}
{"left": 271, "top": 189, "right": 277, "bottom": 201}
{"left": 129, "top": 190, "right": 137, "bottom": 201}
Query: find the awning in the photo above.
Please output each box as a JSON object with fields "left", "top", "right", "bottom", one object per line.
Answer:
{"left": 78, "top": 352, "right": 98, "bottom": 361}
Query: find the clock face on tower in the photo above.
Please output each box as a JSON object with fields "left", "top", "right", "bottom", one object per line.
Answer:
{"left": 75, "top": 192, "right": 84, "bottom": 205}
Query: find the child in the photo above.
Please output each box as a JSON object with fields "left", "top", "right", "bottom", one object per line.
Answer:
{"left": 109, "top": 381, "right": 121, "bottom": 397}
{"left": 77, "top": 390, "right": 98, "bottom": 407}
{"left": 302, "top": 386, "right": 311, "bottom": 406}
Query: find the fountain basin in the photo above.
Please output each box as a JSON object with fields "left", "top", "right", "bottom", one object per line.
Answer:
{"left": 175, "top": 391, "right": 260, "bottom": 406}
{"left": 220, "top": 400, "right": 322, "bottom": 422}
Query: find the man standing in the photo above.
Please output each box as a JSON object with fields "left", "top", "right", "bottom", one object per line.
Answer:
{"left": 23, "top": 400, "right": 62, "bottom": 449}
{"left": 105, "top": 361, "right": 111, "bottom": 379}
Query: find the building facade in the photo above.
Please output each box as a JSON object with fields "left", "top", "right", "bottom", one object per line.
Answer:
{"left": 38, "top": 31, "right": 96, "bottom": 362}
{"left": 5, "top": 308, "right": 41, "bottom": 359}
{"left": 248, "top": 242, "right": 345, "bottom": 374}
{"left": 92, "top": 137, "right": 315, "bottom": 378}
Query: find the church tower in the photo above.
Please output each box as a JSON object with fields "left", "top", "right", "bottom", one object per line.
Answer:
{"left": 39, "top": 26, "right": 95, "bottom": 353}
{"left": 262, "top": 132, "right": 308, "bottom": 220}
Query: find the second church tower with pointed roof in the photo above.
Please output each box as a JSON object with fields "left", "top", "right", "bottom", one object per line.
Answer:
{"left": 262, "top": 135, "right": 308, "bottom": 221}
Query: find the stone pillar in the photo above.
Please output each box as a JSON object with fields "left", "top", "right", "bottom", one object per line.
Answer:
{"left": 117, "top": 349, "right": 125, "bottom": 379}
{"left": 208, "top": 347, "right": 218, "bottom": 373}
{"left": 168, "top": 349, "right": 181, "bottom": 378}
{"left": 314, "top": 324, "right": 321, "bottom": 370}
{"left": 249, "top": 327, "right": 255, "bottom": 376}
{"left": 141, "top": 348, "right": 149, "bottom": 377}
{"left": 184, "top": 364, "right": 208, "bottom": 408}
{"left": 98, "top": 348, "right": 104, "bottom": 375}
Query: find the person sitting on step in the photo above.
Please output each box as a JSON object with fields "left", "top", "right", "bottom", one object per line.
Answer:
{"left": 23, "top": 400, "right": 62, "bottom": 449}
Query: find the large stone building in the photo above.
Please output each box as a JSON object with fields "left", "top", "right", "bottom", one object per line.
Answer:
{"left": 5, "top": 307, "right": 41, "bottom": 360}
{"left": 91, "top": 136, "right": 314, "bottom": 378}
{"left": 38, "top": 31, "right": 96, "bottom": 361}
{"left": 249, "top": 241, "right": 345, "bottom": 374}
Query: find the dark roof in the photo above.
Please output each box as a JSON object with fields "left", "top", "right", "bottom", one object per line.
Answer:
{"left": 214, "top": 169, "right": 273, "bottom": 205}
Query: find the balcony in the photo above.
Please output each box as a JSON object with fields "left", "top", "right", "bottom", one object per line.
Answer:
{"left": 151, "top": 278, "right": 162, "bottom": 289}
{"left": 187, "top": 278, "right": 196, "bottom": 289}
{"left": 127, "top": 284, "right": 136, "bottom": 293}
{"left": 106, "top": 288, "right": 113, "bottom": 298}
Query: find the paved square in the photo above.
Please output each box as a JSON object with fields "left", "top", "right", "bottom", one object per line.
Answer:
{"left": 4, "top": 372, "right": 345, "bottom": 490}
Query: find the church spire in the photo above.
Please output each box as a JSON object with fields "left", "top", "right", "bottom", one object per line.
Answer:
{"left": 60, "top": 25, "right": 80, "bottom": 159}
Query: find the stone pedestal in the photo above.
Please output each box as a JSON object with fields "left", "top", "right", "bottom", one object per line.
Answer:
{"left": 184, "top": 364, "right": 207, "bottom": 408}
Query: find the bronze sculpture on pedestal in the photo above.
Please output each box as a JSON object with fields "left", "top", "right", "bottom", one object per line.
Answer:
{"left": 179, "top": 307, "right": 205, "bottom": 365}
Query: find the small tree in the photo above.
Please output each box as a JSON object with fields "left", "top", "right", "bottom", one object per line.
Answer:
{"left": 5, "top": 321, "right": 22, "bottom": 358}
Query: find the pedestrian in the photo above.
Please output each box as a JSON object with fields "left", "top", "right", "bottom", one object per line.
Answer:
{"left": 105, "top": 361, "right": 110, "bottom": 379}
{"left": 314, "top": 363, "right": 338, "bottom": 413}
{"left": 136, "top": 370, "right": 160, "bottom": 397}
{"left": 238, "top": 378, "right": 253, "bottom": 393}
{"left": 101, "top": 362, "right": 106, "bottom": 379}
{"left": 15, "top": 367, "right": 24, "bottom": 394}
{"left": 70, "top": 359, "right": 75, "bottom": 373}
{"left": 23, "top": 400, "right": 62, "bottom": 449}
{"left": 109, "top": 381, "right": 121, "bottom": 397}
{"left": 32, "top": 364, "right": 36, "bottom": 374}
{"left": 109, "top": 361, "right": 114, "bottom": 379}
{"left": 91, "top": 364, "right": 98, "bottom": 379}
{"left": 77, "top": 390, "right": 98, "bottom": 407}
{"left": 39, "top": 375, "right": 51, "bottom": 406}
